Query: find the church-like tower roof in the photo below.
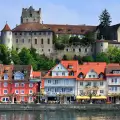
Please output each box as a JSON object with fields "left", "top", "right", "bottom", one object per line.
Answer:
{"left": 2, "top": 23, "right": 11, "bottom": 31}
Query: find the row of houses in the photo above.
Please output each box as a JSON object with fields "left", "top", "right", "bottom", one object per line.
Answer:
{"left": 1, "top": 61, "right": 120, "bottom": 104}
{"left": 43, "top": 61, "right": 120, "bottom": 104}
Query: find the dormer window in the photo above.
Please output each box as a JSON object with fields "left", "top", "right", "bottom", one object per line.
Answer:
{"left": 14, "top": 71, "right": 24, "bottom": 80}
{"left": 4, "top": 74, "right": 8, "bottom": 80}
{"left": 69, "top": 71, "right": 74, "bottom": 76}
{"left": 68, "top": 65, "right": 73, "bottom": 69}
{"left": 62, "top": 72, "right": 65, "bottom": 76}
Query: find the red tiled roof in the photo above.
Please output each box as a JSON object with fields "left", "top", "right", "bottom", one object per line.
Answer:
{"left": 33, "top": 71, "right": 41, "bottom": 78}
{"left": 106, "top": 74, "right": 120, "bottom": 77}
{"left": 2, "top": 24, "right": 11, "bottom": 31}
{"left": 12, "top": 23, "right": 96, "bottom": 34}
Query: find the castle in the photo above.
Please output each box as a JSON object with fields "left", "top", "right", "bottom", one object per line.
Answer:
{"left": 1, "top": 6, "right": 120, "bottom": 58}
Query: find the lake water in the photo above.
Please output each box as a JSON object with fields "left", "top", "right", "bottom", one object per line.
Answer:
{"left": 0, "top": 111, "right": 120, "bottom": 120}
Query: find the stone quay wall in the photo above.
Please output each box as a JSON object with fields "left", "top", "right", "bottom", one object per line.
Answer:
{"left": 0, "top": 104, "right": 120, "bottom": 111}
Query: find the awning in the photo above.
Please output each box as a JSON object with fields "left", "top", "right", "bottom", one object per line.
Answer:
{"left": 92, "top": 96, "right": 107, "bottom": 99}
{"left": 76, "top": 96, "right": 90, "bottom": 99}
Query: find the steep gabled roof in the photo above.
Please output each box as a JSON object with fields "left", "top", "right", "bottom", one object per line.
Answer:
{"left": 2, "top": 23, "right": 11, "bottom": 31}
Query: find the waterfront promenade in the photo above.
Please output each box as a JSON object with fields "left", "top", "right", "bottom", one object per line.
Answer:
{"left": 0, "top": 104, "right": 120, "bottom": 111}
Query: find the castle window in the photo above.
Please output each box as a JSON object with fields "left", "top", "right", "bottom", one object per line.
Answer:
{"left": 68, "top": 29, "right": 71, "bottom": 32}
{"left": 16, "top": 39, "right": 18, "bottom": 43}
{"left": 35, "top": 39, "right": 37, "bottom": 44}
{"left": 15, "top": 33, "right": 17, "bottom": 35}
{"left": 43, "top": 32, "right": 46, "bottom": 35}
{"left": 20, "top": 33, "right": 22, "bottom": 35}
{"left": 30, "top": 14, "right": 32, "bottom": 17}
{"left": 28, "top": 39, "right": 31, "bottom": 43}
{"left": 24, "top": 32, "right": 27, "bottom": 35}
{"left": 66, "top": 49, "right": 68, "bottom": 52}
{"left": 73, "top": 49, "right": 75, "bottom": 52}
{"left": 16, "top": 48, "right": 19, "bottom": 51}
{"left": 48, "top": 38, "right": 50, "bottom": 44}
{"left": 101, "top": 43, "right": 103, "bottom": 46}
{"left": 79, "top": 48, "right": 81, "bottom": 52}
{"left": 42, "top": 49, "right": 43, "bottom": 51}
{"left": 85, "top": 48, "right": 87, "bottom": 52}
{"left": 22, "top": 39, "right": 24, "bottom": 43}
{"left": 48, "top": 32, "right": 51, "bottom": 35}
{"left": 34, "top": 32, "right": 36, "bottom": 35}
{"left": 39, "top": 32, "right": 41, "bottom": 35}
{"left": 81, "top": 29, "right": 84, "bottom": 32}
{"left": 48, "top": 49, "right": 50, "bottom": 52}
{"left": 41, "top": 39, "right": 43, "bottom": 44}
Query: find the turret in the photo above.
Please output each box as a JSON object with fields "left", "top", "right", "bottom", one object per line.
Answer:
{"left": 1, "top": 22, "right": 12, "bottom": 49}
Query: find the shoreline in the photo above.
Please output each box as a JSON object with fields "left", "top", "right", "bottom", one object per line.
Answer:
{"left": 0, "top": 104, "right": 119, "bottom": 111}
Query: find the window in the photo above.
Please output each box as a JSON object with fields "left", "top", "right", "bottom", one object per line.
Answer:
{"left": 35, "top": 39, "right": 37, "bottom": 44}
{"left": 20, "top": 90, "right": 24, "bottom": 94}
{"left": 24, "top": 32, "right": 27, "bottom": 35}
{"left": 42, "top": 49, "right": 43, "bottom": 52}
{"left": 68, "top": 65, "right": 73, "bottom": 69}
{"left": 115, "top": 87, "right": 117, "bottom": 91}
{"left": 80, "top": 82, "right": 83, "bottom": 86}
{"left": 16, "top": 39, "right": 18, "bottom": 43}
{"left": 30, "top": 14, "right": 32, "bottom": 17}
{"left": 93, "top": 75, "right": 95, "bottom": 78}
{"left": 29, "top": 97, "right": 33, "bottom": 102}
{"left": 73, "top": 49, "right": 75, "bottom": 52}
{"left": 93, "top": 82, "right": 97, "bottom": 87}
{"left": 66, "top": 49, "right": 68, "bottom": 52}
{"left": 62, "top": 72, "right": 65, "bottom": 76}
{"left": 15, "top": 90, "right": 19, "bottom": 94}
{"left": 79, "top": 48, "right": 81, "bottom": 52}
{"left": 15, "top": 33, "right": 17, "bottom": 35}
{"left": 48, "top": 80, "right": 51, "bottom": 84}
{"left": 55, "top": 80, "right": 58, "bottom": 84}
{"left": 89, "top": 75, "right": 91, "bottom": 78}
{"left": 29, "top": 83, "right": 33, "bottom": 87}
{"left": 21, "top": 83, "right": 25, "bottom": 87}
{"left": 79, "top": 75, "right": 83, "bottom": 78}
{"left": 2, "top": 97, "right": 9, "bottom": 102}
{"left": 4, "top": 74, "right": 8, "bottom": 80}
{"left": 111, "top": 79, "right": 114, "bottom": 83}
{"left": 48, "top": 49, "right": 50, "bottom": 52}
{"left": 3, "top": 90, "right": 8, "bottom": 94}
{"left": 41, "top": 39, "right": 43, "bottom": 44}
{"left": 56, "top": 72, "right": 58, "bottom": 76}
{"left": 100, "top": 90, "right": 104, "bottom": 93}
{"left": 34, "top": 32, "right": 36, "bottom": 35}
{"left": 100, "top": 82, "right": 103, "bottom": 86}
{"left": 22, "top": 39, "right": 24, "bottom": 43}
{"left": 101, "top": 43, "right": 103, "bottom": 46}
{"left": 48, "top": 32, "right": 51, "bottom": 35}
{"left": 20, "top": 33, "right": 22, "bottom": 35}
{"left": 3, "top": 82, "right": 8, "bottom": 87}
{"left": 15, "top": 83, "right": 19, "bottom": 87}
{"left": 87, "top": 82, "right": 91, "bottom": 86}
{"left": 115, "top": 78, "right": 117, "bottom": 83}
{"left": 29, "top": 90, "right": 33, "bottom": 94}
{"left": 85, "top": 48, "right": 87, "bottom": 52}
{"left": 28, "top": 39, "right": 31, "bottom": 43}
{"left": 43, "top": 32, "right": 46, "bottom": 35}
{"left": 48, "top": 38, "right": 50, "bottom": 44}
{"left": 39, "top": 32, "right": 41, "bottom": 35}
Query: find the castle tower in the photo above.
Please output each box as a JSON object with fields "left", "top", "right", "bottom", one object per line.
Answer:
{"left": 21, "top": 6, "right": 41, "bottom": 24}
{"left": 1, "top": 23, "right": 12, "bottom": 50}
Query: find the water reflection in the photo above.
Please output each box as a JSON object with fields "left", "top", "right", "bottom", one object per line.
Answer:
{"left": 0, "top": 111, "right": 120, "bottom": 120}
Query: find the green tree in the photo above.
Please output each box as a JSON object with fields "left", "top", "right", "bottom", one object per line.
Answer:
{"left": 19, "top": 48, "right": 37, "bottom": 70}
{"left": 99, "top": 9, "right": 111, "bottom": 27}
{"left": 82, "top": 56, "right": 94, "bottom": 62}
{"left": 0, "top": 45, "right": 11, "bottom": 64}
{"left": 107, "top": 46, "right": 120, "bottom": 63}
{"left": 96, "top": 52, "right": 110, "bottom": 63}
{"left": 98, "top": 9, "right": 112, "bottom": 39}
{"left": 11, "top": 50, "right": 20, "bottom": 64}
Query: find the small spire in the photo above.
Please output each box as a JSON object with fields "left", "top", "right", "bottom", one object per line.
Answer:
{"left": 6, "top": 21, "right": 7, "bottom": 24}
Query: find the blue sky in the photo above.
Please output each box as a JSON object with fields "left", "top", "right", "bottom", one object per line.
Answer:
{"left": 0, "top": 0, "right": 120, "bottom": 30}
